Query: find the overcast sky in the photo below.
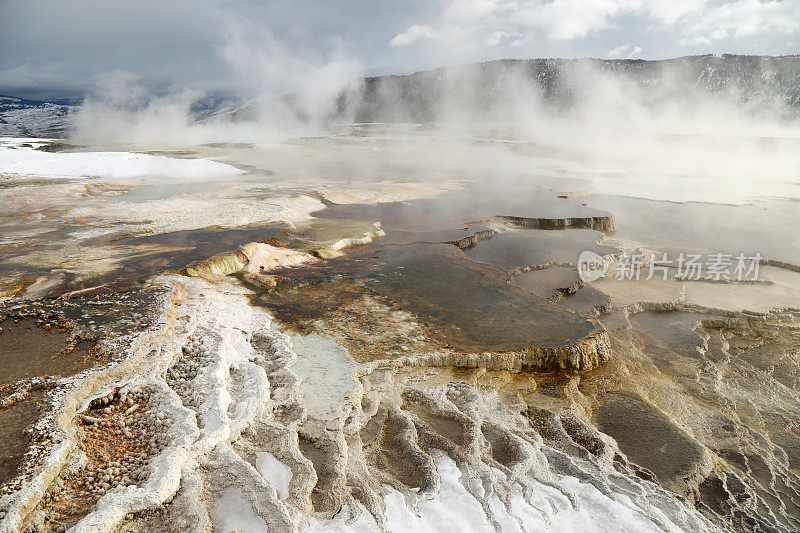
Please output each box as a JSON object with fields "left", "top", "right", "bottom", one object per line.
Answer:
{"left": 1, "top": 0, "right": 798, "bottom": 99}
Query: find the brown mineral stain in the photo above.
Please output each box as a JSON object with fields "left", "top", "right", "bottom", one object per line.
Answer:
{"left": 0, "top": 390, "right": 45, "bottom": 486}
{"left": 0, "top": 319, "right": 101, "bottom": 385}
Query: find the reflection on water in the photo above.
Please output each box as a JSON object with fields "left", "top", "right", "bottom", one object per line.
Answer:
{"left": 255, "top": 240, "right": 601, "bottom": 356}
{"left": 315, "top": 181, "right": 614, "bottom": 233}
{"left": 589, "top": 195, "right": 800, "bottom": 265}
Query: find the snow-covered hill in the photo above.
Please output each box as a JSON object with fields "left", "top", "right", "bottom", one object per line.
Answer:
{"left": 0, "top": 95, "right": 76, "bottom": 138}
{"left": 350, "top": 54, "right": 800, "bottom": 122}
{"left": 4, "top": 54, "right": 800, "bottom": 138}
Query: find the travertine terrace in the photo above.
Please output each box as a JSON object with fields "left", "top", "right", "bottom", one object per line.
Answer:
{"left": 2, "top": 125, "right": 800, "bottom": 533}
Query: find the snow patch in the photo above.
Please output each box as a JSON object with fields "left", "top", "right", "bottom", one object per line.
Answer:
{"left": 210, "top": 487, "right": 268, "bottom": 533}
{"left": 308, "top": 453, "right": 683, "bottom": 533}
{"left": 255, "top": 452, "right": 293, "bottom": 500}
{"left": 0, "top": 139, "right": 244, "bottom": 180}
{"left": 290, "top": 333, "right": 360, "bottom": 421}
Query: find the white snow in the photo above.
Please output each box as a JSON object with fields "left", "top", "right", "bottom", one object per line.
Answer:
{"left": 290, "top": 333, "right": 361, "bottom": 421}
{"left": 0, "top": 102, "right": 74, "bottom": 137}
{"left": 255, "top": 452, "right": 293, "bottom": 500}
{"left": 210, "top": 487, "right": 268, "bottom": 533}
{"left": 0, "top": 138, "right": 244, "bottom": 180}
{"left": 307, "top": 453, "right": 687, "bottom": 533}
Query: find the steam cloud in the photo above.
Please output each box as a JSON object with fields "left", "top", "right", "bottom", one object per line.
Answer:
{"left": 72, "top": 14, "right": 363, "bottom": 144}
{"left": 69, "top": 18, "right": 800, "bottom": 207}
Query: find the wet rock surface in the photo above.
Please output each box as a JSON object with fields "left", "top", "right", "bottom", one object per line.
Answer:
{"left": 26, "top": 388, "right": 170, "bottom": 531}
{"left": 314, "top": 180, "right": 617, "bottom": 234}
{"left": 0, "top": 391, "right": 46, "bottom": 489}
{"left": 594, "top": 392, "right": 708, "bottom": 491}
{"left": 0, "top": 319, "right": 100, "bottom": 386}
{"left": 253, "top": 241, "right": 611, "bottom": 372}
{"left": 2, "top": 133, "right": 800, "bottom": 532}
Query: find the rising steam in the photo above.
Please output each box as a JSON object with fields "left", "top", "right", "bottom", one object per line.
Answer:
{"left": 69, "top": 26, "right": 800, "bottom": 208}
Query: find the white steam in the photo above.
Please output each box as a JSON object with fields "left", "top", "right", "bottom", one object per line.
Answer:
{"left": 71, "top": 16, "right": 363, "bottom": 144}
{"left": 68, "top": 21, "right": 800, "bottom": 207}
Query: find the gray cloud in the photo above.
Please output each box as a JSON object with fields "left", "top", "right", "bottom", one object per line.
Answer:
{"left": 0, "top": 0, "right": 798, "bottom": 99}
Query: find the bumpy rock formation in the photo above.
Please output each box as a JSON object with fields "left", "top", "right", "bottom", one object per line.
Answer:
{"left": 183, "top": 243, "right": 318, "bottom": 281}
{"left": 1, "top": 275, "right": 719, "bottom": 532}
{"left": 254, "top": 241, "right": 612, "bottom": 373}
{"left": 9, "top": 256, "right": 800, "bottom": 532}
{"left": 6, "top": 171, "right": 800, "bottom": 532}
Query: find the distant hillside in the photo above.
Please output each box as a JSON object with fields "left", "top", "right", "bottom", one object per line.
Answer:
{"left": 4, "top": 54, "right": 800, "bottom": 138}
{"left": 0, "top": 93, "right": 241, "bottom": 139}
{"left": 350, "top": 54, "right": 800, "bottom": 122}
{"left": 0, "top": 95, "right": 76, "bottom": 138}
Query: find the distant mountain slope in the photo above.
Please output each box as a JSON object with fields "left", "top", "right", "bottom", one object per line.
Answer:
{"left": 4, "top": 54, "right": 800, "bottom": 138}
{"left": 352, "top": 54, "right": 800, "bottom": 122}
{"left": 0, "top": 93, "right": 243, "bottom": 139}
{"left": 0, "top": 95, "right": 76, "bottom": 138}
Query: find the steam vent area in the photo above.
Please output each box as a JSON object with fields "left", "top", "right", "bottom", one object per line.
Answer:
{"left": 2, "top": 125, "right": 800, "bottom": 533}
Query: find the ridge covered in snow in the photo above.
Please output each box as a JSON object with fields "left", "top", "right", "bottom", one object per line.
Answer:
{"left": 0, "top": 95, "right": 76, "bottom": 138}
{"left": 4, "top": 54, "right": 800, "bottom": 139}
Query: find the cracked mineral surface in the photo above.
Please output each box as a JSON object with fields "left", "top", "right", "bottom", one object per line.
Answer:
{"left": 1, "top": 127, "right": 800, "bottom": 533}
